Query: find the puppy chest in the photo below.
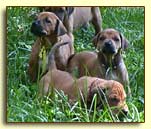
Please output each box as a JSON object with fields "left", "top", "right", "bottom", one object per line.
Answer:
{"left": 38, "top": 48, "right": 49, "bottom": 71}
{"left": 105, "top": 69, "right": 120, "bottom": 82}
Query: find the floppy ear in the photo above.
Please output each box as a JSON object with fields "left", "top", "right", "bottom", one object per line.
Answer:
{"left": 92, "top": 33, "right": 100, "bottom": 47}
{"left": 120, "top": 33, "right": 128, "bottom": 50}
{"left": 65, "top": 7, "right": 74, "bottom": 17}
{"left": 87, "top": 86, "right": 106, "bottom": 103}
{"left": 55, "top": 19, "right": 67, "bottom": 36}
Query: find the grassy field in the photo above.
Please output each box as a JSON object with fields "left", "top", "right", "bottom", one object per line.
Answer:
{"left": 7, "top": 7, "right": 144, "bottom": 122}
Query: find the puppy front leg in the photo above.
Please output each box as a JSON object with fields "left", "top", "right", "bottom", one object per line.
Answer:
{"left": 68, "top": 33, "right": 74, "bottom": 55}
{"left": 124, "top": 73, "right": 131, "bottom": 98}
{"left": 119, "top": 68, "right": 131, "bottom": 98}
{"left": 28, "top": 40, "right": 41, "bottom": 82}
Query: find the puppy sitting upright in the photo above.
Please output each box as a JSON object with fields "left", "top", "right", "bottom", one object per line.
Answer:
{"left": 67, "top": 29, "right": 131, "bottom": 95}
{"left": 39, "top": 41, "right": 128, "bottom": 116}
{"left": 28, "top": 12, "right": 74, "bottom": 82}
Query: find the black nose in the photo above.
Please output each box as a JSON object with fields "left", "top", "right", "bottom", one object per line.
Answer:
{"left": 31, "top": 20, "right": 47, "bottom": 36}
{"left": 122, "top": 109, "right": 128, "bottom": 116}
{"left": 105, "top": 40, "right": 112, "bottom": 47}
{"left": 32, "top": 20, "right": 40, "bottom": 27}
{"left": 102, "top": 40, "right": 116, "bottom": 54}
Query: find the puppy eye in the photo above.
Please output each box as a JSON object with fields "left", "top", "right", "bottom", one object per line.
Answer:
{"left": 110, "top": 97, "right": 120, "bottom": 103}
{"left": 45, "top": 18, "right": 51, "bottom": 23}
{"left": 113, "top": 37, "right": 120, "bottom": 42}
{"left": 99, "top": 36, "right": 106, "bottom": 41}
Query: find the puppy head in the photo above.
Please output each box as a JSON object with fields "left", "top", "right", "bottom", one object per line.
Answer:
{"left": 31, "top": 12, "right": 67, "bottom": 37}
{"left": 39, "top": 7, "right": 74, "bottom": 21}
{"left": 92, "top": 29, "right": 128, "bottom": 55}
{"left": 106, "top": 81, "right": 128, "bottom": 116}
{"left": 89, "top": 79, "right": 128, "bottom": 116}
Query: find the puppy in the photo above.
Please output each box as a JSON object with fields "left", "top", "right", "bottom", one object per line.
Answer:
{"left": 28, "top": 12, "right": 74, "bottom": 82}
{"left": 40, "top": 7, "right": 69, "bottom": 22}
{"left": 67, "top": 28, "right": 131, "bottom": 95}
{"left": 39, "top": 41, "right": 128, "bottom": 116}
{"left": 40, "top": 7, "right": 102, "bottom": 41}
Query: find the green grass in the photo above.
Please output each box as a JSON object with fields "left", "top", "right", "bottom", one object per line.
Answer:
{"left": 7, "top": 7, "right": 144, "bottom": 122}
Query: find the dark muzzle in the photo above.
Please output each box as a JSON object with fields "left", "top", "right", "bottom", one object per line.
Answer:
{"left": 31, "top": 20, "right": 47, "bottom": 36}
{"left": 102, "top": 41, "right": 116, "bottom": 54}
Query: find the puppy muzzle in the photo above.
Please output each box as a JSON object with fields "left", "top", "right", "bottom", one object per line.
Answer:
{"left": 31, "top": 20, "right": 47, "bottom": 36}
{"left": 121, "top": 109, "right": 128, "bottom": 116}
{"left": 102, "top": 41, "right": 116, "bottom": 54}
{"left": 118, "top": 106, "right": 129, "bottom": 118}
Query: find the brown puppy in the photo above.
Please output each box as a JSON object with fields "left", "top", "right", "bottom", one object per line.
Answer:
{"left": 67, "top": 28, "right": 131, "bottom": 96}
{"left": 39, "top": 41, "right": 128, "bottom": 116}
{"left": 28, "top": 12, "right": 74, "bottom": 82}
{"left": 40, "top": 7, "right": 102, "bottom": 41}
{"left": 40, "top": 7, "right": 69, "bottom": 22}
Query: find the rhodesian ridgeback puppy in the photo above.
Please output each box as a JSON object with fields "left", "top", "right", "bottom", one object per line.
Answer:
{"left": 39, "top": 41, "right": 128, "bottom": 116}
{"left": 67, "top": 28, "right": 131, "bottom": 96}
{"left": 40, "top": 7, "right": 102, "bottom": 41}
{"left": 28, "top": 12, "right": 74, "bottom": 82}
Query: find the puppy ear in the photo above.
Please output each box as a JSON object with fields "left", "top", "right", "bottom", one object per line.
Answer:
{"left": 88, "top": 86, "right": 106, "bottom": 102}
{"left": 92, "top": 33, "right": 100, "bottom": 47}
{"left": 55, "top": 19, "right": 67, "bottom": 36}
{"left": 65, "top": 7, "right": 74, "bottom": 17}
{"left": 120, "top": 33, "right": 128, "bottom": 50}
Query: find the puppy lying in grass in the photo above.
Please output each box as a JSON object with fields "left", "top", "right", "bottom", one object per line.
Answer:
{"left": 39, "top": 41, "right": 129, "bottom": 116}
